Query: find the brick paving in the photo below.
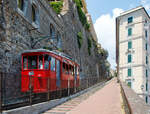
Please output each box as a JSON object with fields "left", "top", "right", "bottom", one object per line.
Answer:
{"left": 42, "top": 78, "right": 122, "bottom": 114}
{"left": 67, "top": 78, "right": 122, "bottom": 114}
{"left": 42, "top": 81, "right": 107, "bottom": 114}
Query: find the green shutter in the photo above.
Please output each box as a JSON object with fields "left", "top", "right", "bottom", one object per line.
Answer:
{"left": 128, "top": 28, "right": 132, "bottom": 36}
{"left": 145, "top": 30, "right": 148, "bottom": 38}
{"left": 146, "top": 96, "right": 148, "bottom": 103}
{"left": 128, "top": 54, "right": 132, "bottom": 63}
{"left": 146, "top": 56, "right": 148, "bottom": 64}
{"left": 146, "top": 43, "right": 148, "bottom": 50}
{"left": 146, "top": 69, "right": 148, "bottom": 77}
{"left": 146, "top": 83, "right": 148, "bottom": 91}
{"left": 128, "top": 41, "right": 132, "bottom": 49}
{"left": 127, "top": 81, "right": 131, "bottom": 88}
{"left": 128, "top": 68, "right": 131, "bottom": 76}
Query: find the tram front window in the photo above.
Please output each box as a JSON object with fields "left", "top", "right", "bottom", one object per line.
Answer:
{"left": 23, "top": 56, "right": 27, "bottom": 70}
{"left": 44, "top": 55, "right": 51, "bottom": 70}
{"left": 28, "top": 56, "right": 37, "bottom": 69}
{"left": 39, "top": 55, "right": 43, "bottom": 69}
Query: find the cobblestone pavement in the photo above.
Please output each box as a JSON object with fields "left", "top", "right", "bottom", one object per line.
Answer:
{"left": 41, "top": 80, "right": 110, "bottom": 114}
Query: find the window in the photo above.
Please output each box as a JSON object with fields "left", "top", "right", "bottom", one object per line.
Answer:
{"left": 146, "top": 43, "right": 148, "bottom": 50}
{"left": 127, "top": 81, "right": 132, "bottom": 88}
{"left": 18, "top": 0, "right": 24, "bottom": 11}
{"left": 17, "top": 0, "right": 28, "bottom": 15}
{"left": 128, "top": 17, "right": 133, "bottom": 24}
{"left": 39, "top": 55, "right": 43, "bottom": 69}
{"left": 51, "top": 57, "right": 55, "bottom": 71}
{"left": 50, "top": 24, "right": 56, "bottom": 39}
{"left": 146, "top": 56, "right": 148, "bottom": 64}
{"left": 146, "top": 82, "right": 148, "bottom": 91}
{"left": 65, "top": 64, "right": 69, "bottom": 74}
{"left": 128, "top": 68, "right": 132, "bottom": 77}
{"left": 146, "top": 69, "right": 148, "bottom": 77}
{"left": 145, "top": 30, "right": 148, "bottom": 38}
{"left": 57, "top": 33, "right": 62, "bottom": 48}
{"left": 77, "top": 67, "right": 79, "bottom": 75}
{"left": 28, "top": 56, "right": 37, "bottom": 69}
{"left": 128, "top": 41, "right": 132, "bottom": 49}
{"left": 62, "top": 62, "right": 66, "bottom": 73}
{"left": 32, "top": 4, "right": 39, "bottom": 25}
{"left": 44, "top": 55, "right": 51, "bottom": 70}
{"left": 23, "top": 56, "right": 27, "bottom": 70}
{"left": 128, "top": 28, "right": 132, "bottom": 36}
{"left": 146, "top": 96, "right": 148, "bottom": 103}
{"left": 128, "top": 54, "right": 132, "bottom": 63}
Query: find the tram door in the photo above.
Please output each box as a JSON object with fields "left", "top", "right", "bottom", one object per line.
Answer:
{"left": 56, "top": 60, "right": 61, "bottom": 88}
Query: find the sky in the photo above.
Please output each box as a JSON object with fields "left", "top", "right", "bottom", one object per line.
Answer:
{"left": 86, "top": 0, "right": 150, "bottom": 69}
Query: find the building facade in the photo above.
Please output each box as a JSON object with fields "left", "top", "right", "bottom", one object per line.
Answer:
{"left": 116, "top": 6, "right": 150, "bottom": 104}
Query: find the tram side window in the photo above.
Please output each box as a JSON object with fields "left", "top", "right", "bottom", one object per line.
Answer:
{"left": 77, "top": 67, "right": 79, "bottom": 75}
{"left": 51, "top": 57, "right": 55, "bottom": 71}
{"left": 62, "top": 62, "right": 66, "bottom": 73}
{"left": 44, "top": 55, "right": 51, "bottom": 70}
{"left": 72, "top": 66, "right": 74, "bottom": 76}
{"left": 23, "top": 56, "right": 27, "bottom": 69}
{"left": 39, "top": 55, "right": 43, "bottom": 69}
{"left": 28, "top": 56, "right": 37, "bottom": 69}
{"left": 69, "top": 65, "right": 73, "bottom": 76}
{"left": 65, "top": 64, "right": 69, "bottom": 75}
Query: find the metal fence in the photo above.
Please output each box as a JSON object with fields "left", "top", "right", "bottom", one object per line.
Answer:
{"left": 0, "top": 72, "right": 109, "bottom": 112}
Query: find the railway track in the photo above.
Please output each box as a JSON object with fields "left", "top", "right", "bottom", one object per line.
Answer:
{"left": 41, "top": 80, "right": 110, "bottom": 114}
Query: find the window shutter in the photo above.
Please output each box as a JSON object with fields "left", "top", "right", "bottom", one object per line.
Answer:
{"left": 128, "top": 68, "right": 132, "bottom": 77}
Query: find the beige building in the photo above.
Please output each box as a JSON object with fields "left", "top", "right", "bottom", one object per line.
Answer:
{"left": 116, "top": 6, "right": 150, "bottom": 104}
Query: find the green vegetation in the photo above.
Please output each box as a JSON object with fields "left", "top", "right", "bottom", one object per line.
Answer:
{"left": 74, "top": 0, "right": 90, "bottom": 30}
{"left": 87, "top": 37, "right": 92, "bottom": 55}
{"left": 85, "top": 22, "right": 90, "bottom": 30}
{"left": 43, "top": 46, "right": 52, "bottom": 51}
{"left": 74, "top": 0, "right": 83, "bottom": 7}
{"left": 77, "top": 32, "right": 83, "bottom": 49}
{"left": 50, "top": 1, "right": 63, "bottom": 14}
{"left": 98, "top": 48, "right": 108, "bottom": 59}
{"left": 58, "top": 48, "right": 63, "bottom": 52}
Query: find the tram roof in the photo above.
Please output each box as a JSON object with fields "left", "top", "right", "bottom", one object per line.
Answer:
{"left": 22, "top": 49, "right": 79, "bottom": 65}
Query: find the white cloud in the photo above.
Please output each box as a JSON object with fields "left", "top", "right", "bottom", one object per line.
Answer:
{"left": 94, "top": 8, "right": 123, "bottom": 69}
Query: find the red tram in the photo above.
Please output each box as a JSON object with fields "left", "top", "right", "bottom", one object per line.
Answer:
{"left": 21, "top": 49, "right": 80, "bottom": 93}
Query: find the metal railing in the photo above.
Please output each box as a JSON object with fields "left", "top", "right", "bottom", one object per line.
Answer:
{"left": 0, "top": 72, "right": 108, "bottom": 112}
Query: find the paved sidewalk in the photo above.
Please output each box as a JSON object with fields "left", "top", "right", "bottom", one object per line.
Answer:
{"left": 67, "top": 78, "right": 122, "bottom": 114}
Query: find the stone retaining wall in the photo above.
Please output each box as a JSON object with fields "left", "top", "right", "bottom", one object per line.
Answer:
{"left": 120, "top": 82, "right": 150, "bottom": 114}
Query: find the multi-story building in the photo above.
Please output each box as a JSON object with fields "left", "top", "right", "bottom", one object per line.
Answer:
{"left": 116, "top": 6, "right": 150, "bottom": 104}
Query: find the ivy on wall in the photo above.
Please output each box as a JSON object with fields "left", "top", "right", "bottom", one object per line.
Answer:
{"left": 74, "top": 0, "right": 90, "bottom": 30}
{"left": 50, "top": 1, "right": 63, "bottom": 14}
{"left": 77, "top": 32, "right": 83, "bottom": 49}
{"left": 87, "top": 37, "right": 92, "bottom": 55}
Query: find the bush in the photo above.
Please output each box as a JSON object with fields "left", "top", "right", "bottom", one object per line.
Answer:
{"left": 87, "top": 37, "right": 92, "bottom": 55}
{"left": 50, "top": 1, "right": 63, "bottom": 14}
{"left": 77, "top": 32, "right": 83, "bottom": 49}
